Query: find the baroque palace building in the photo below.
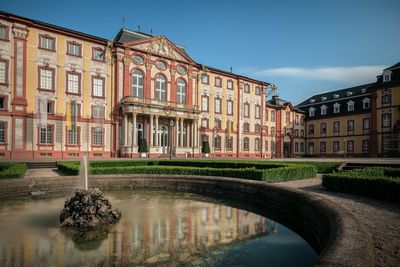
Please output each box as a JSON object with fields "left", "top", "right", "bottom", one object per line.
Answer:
{"left": 0, "top": 10, "right": 397, "bottom": 160}
{"left": 0, "top": 10, "right": 306, "bottom": 160}
{"left": 296, "top": 62, "right": 400, "bottom": 157}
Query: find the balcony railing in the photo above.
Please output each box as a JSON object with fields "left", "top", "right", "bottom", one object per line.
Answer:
{"left": 120, "top": 96, "right": 200, "bottom": 113}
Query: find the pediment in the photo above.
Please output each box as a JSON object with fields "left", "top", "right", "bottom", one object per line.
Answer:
{"left": 126, "top": 36, "right": 194, "bottom": 63}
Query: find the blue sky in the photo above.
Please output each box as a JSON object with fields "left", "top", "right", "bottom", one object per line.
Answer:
{"left": 1, "top": 0, "right": 399, "bottom": 104}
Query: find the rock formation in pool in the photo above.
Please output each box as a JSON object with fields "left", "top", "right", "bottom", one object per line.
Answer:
{"left": 60, "top": 188, "right": 121, "bottom": 230}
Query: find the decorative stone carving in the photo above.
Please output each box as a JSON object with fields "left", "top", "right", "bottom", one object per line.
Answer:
{"left": 123, "top": 58, "right": 131, "bottom": 66}
{"left": 145, "top": 63, "right": 152, "bottom": 71}
{"left": 146, "top": 38, "right": 182, "bottom": 60}
{"left": 170, "top": 69, "right": 176, "bottom": 76}
{"left": 12, "top": 24, "right": 29, "bottom": 40}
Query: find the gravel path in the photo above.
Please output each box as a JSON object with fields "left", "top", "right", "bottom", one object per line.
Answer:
{"left": 277, "top": 176, "right": 400, "bottom": 267}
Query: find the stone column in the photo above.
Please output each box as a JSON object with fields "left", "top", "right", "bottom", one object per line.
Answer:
{"left": 191, "top": 121, "right": 195, "bottom": 148}
{"left": 149, "top": 114, "right": 153, "bottom": 147}
{"left": 180, "top": 118, "right": 184, "bottom": 147}
{"left": 175, "top": 117, "right": 179, "bottom": 147}
{"left": 123, "top": 114, "right": 128, "bottom": 146}
{"left": 132, "top": 113, "right": 137, "bottom": 146}
{"left": 186, "top": 121, "right": 190, "bottom": 147}
{"left": 155, "top": 115, "right": 159, "bottom": 147}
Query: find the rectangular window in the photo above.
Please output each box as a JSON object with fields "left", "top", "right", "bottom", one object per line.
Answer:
{"left": 300, "top": 142, "right": 304, "bottom": 152}
{"left": 362, "top": 140, "right": 369, "bottom": 153}
{"left": 295, "top": 129, "right": 299, "bottom": 137}
{"left": 382, "top": 94, "right": 391, "bottom": 105}
{"left": 0, "top": 60, "right": 7, "bottom": 84}
{"left": 255, "top": 138, "right": 261, "bottom": 151}
{"left": 39, "top": 126, "right": 53, "bottom": 145}
{"left": 40, "top": 35, "right": 55, "bottom": 50}
{"left": 295, "top": 142, "right": 299, "bottom": 153}
{"left": 92, "top": 77, "right": 104, "bottom": 97}
{"left": 201, "top": 74, "right": 209, "bottom": 84}
{"left": 334, "top": 105, "right": 340, "bottom": 113}
{"left": 202, "top": 96, "right": 209, "bottom": 111}
{"left": 300, "top": 130, "right": 304, "bottom": 137}
{"left": 295, "top": 115, "right": 299, "bottom": 125}
{"left": 333, "top": 121, "right": 340, "bottom": 133}
{"left": 255, "top": 105, "right": 260, "bottom": 119}
{"left": 214, "top": 136, "right": 221, "bottom": 149}
{"left": 67, "top": 42, "right": 82, "bottom": 57}
{"left": 285, "top": 111, "right": 290, "bottom": 123}
{"left": 320, "top": 141, "right": 326, "bottom": 153}
{"left": 271, "top": 110, "right": 275, "bottom": 122}
{"left": 347, "top": 140, "right": 354, "bottom": 153}
{"left": 92, "top": 105, "right": 104, "bottom": 119}
{"left": 0, "top": 97, "right": 4, "bottom": 110}
{"left": 215, "top": 77, "right": 222, "bottom": 87}
{"left": 243, "top": 122, "right": 249, "bottom": 132}
{"left": 320, "top": 123, "right": 327, "bottom": 134}
{"left": 243, "top": 138, "right": 249, "bottom": 151}
{"left": 215, "top": 98, "right": 221, "bottom": 113}
{"left": 255, "top": 86, "right": 261, "bottom": 95}
{"left": 47, "top": 101, "right": 54, "bottom": 114}
{"left": 382, "top": 113, "right": 391, "bottom": 128}
{"left": 270, "top": 126, "right": 275, "bottom": 135}
{"left": 255, "top": 124, "right": 261, "bottom": 133}
{"left": 92, "top": 47, "right": 105, "bottom": 61}
{"left": 39, "top": 67, "right": 54, "bottom": 90}
{"left": 265, "top": 110, "right": 269, "bottom": 121}
{"left": 347, "top": 120, "right": 354, "bottom": 132}
{"left": 244, "top": 103, "right": 250, "bottom": 117}
{"left": 333, "top": 141, "right": 340, "bottom": 152}
{"left": 0, "top": 122, "right": 5, "bottom": 143}
{"left": 300, "top": 115, "right": 304, "bottom": 126}
{"left": 67, "top": 73, "right": 80, "bottom": 94}
{"left": 226, "top": 137, "right": 233, "bottom": 150}
{"left": 201, "top": 118, "right": 209, "bottom": 128}
{"left": 227, "top": 100, "right": 233, "bottom": 115}
{"left": 308, "top": 124, "right": 314, "bottom": 135}
{"left": 363, "top": 118, "right": 370, "bottom": 130}
{"left": 67, "top": 128, "right": 79, "bottom": 145}
{"left": 227, "top": 80, "right": 233, "bottom": 89}
{"left": 214, "top": 119, "right": 222, "bottom": 130}
{"left": 0, "top": 25, "right": 8, "bottom": 41}
{"left": 244, "top": 84, "right": 250, "bottom": 93}
{"left": 93, "top": 127, "right": 103, "bottom": 146}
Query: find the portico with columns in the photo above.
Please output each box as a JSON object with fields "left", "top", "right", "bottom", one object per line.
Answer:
{"left": 120, "top": 97, "right": 200, "bottom": 157}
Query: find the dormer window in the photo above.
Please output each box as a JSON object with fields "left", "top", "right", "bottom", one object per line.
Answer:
{"left": 310, "top": 98, "right": 315, "bottom": 103}
{"left": 333, "top": 94, "right": 339, "bottom": 99}
{"left": 383, "top": 71, "right": 391, "bottom": 82}
{"left": 333, "top": 103, "right": 340, "bottom": 113}
{"left": 321, "top": 96, "right": 327, "bottom": 101}
{"left": 362, "top": 98, "right": 370, "bottom": 109}
{"left": 347, "top": 101, "right": 354, "bottom": 111}
{"left": 346, "top": 91, "right": 353, "bottom": 96}
{"left": 309, "top": 107, "right": 315, "bottom": 117}
{"left": 321, "top": 105, "right": 327, "bottom": 115}
{"left": 361, "top": 88, "right": 366, "bottom": 94}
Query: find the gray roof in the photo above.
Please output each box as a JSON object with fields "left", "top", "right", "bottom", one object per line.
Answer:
{"left": 384, "top": 61, "right": 400, "bottom": 71}
{"left": 114, "top": 28, "right": 152, "bottom": 43}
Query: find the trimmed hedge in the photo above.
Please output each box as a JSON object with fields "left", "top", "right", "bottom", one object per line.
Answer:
{"left": 59, "top": 160, "right": 317, "bottom": 183}
{"left": 322, "top": 167, "right": 400, "bottom": 202}
{"left": 57, "top": 162, "right": 80, "bottom": 176}
{"left": 291, "top": 162, "right": 341, "bottom": 174}
{"left": 0, "top": 163, "right": 27, "bottom": 179}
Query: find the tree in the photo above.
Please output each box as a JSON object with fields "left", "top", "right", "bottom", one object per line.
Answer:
{"left": 138, "top": 138, "right": 148, "bottom": 153}
{"left": 201, "top": 140, "right": 210, "bottom": 154}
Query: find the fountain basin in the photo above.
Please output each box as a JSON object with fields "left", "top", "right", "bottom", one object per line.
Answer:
{"left": 0, "top": 174, "right": 374, "bottom": 266}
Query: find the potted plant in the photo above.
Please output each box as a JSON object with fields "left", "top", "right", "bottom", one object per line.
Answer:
{"left": 138, "top": 138, "right": 148, "bottom": 158}
{"left": 201, "top": 140, "right": 210, "bottom": 158}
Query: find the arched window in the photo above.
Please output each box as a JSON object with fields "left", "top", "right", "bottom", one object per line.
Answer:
{"left": 155, "top": 75, "right": 166, "bottom": 101}
{"left": 177, "top": 78, "right": 186, "bottom": 104}
{"left": 132, "top": 70, "right": 144, "bottom": 98}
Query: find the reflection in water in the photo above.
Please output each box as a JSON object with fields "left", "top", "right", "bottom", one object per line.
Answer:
{"left": 0, "top": 191, "right": 316, "bottom": 266}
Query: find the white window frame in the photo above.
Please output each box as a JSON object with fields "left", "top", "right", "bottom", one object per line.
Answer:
{"left": 321, "top": 105, "right": 327, "bottom": 115}
{"left": 132, "top": 70, "right": 144, "bottom": 98}
{"left": 155, "top": 75, "right": 166, "bottom": 101}
{"left": 67, "top": 73, "right": 79, "bottom": 94}
{"left": 202, "top": 96, "right": 208, "bottom": 111}
{"left": 177, "top": 79, "right": 186, "bottom": 104}
{"left": 40, "top": 68, "right": 53, "bottom": 90}
{"left": 41, "top": 36, "right": 54, "bottom": 50}
{"left": 309, "top": 107, "right": 315, "bottom": 117}
{"left": 67, "top": 42, "right": 81, "bottom": 56}
{"left": 93, "top": 127, "right": 103, "bottom": 146}
{"left": 0, "top": 61, "right": 6, "bottom": 84}
{"left": 363, "top": 98, "right": 370, "bottom": 109}
{"left": 215, "top": 98, "right": 221, "bottom": 113}
{"left": 92, "top": 77, "right": 104, "bottom": 97}
{"left": 227, "top": 100, "right": 233, "bottom": 115}
{"left": 333, "top": 103, "right": 340, "bottom": 113}
{"left": 347, "top": 101, "right": 354, "bottom": 111}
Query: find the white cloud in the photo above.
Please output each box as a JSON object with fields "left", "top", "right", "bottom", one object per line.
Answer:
{"left": 254, "top": 66, "right": 384, "bottom": 83}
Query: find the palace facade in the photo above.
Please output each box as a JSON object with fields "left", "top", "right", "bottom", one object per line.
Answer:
{"left": 0, "top": 10, "right": 307, "bottom": 160}
{"left": 296, "top": 62, "right": 400, "bottom": 157}
{"left": 0, "top": 10, "right": 397, "bottom": 159}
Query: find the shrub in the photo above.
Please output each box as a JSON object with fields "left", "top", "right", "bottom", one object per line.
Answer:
{"left": 57, "top": 162, "right": 80, "bottom": 175}
{"left": 291, "top": 161, "right": 341, "bottom": 174}
{"left": 0, "top": 163, "right": 27, "bottom": 179}
{"left": 201, "top": 140, "right": 210, "bottom": 154}
{"left": 138, "top": 139, "right": 148, "bottom": 153}
{"left": 322, "top": 167, "right": 400, "bottom": 202}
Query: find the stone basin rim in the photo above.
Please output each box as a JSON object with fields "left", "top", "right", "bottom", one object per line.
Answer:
{"left": 0, "top": 174, "right": 374, "bottom": 266}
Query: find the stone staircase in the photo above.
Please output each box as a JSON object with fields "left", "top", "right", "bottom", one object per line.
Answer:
{"left": 26, "top": 161, "right": 58, "bottom": 169}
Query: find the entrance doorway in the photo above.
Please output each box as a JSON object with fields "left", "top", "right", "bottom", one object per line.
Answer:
{"left": 283, "top": 135, "right": 291, "bottom": 158}
{"left": 158, "top": 125, "right": 168, "bottom": 154}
